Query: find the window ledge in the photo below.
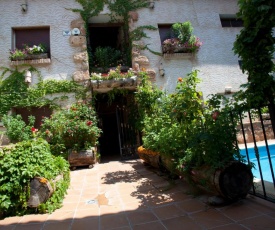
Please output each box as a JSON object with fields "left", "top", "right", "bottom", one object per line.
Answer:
{"left": 10, "top": 58, "right": 51, "bottom": 66}
{"left": 163, "top": 53, "right": 194, "bottom": 59}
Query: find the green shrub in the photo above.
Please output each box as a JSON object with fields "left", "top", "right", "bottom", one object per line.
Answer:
{"left": 2, "top": 114, "right": 35, "bottom": 142}
{"left": 40, "top": 102, "right": 101, "bottom": 155}
{"left": 0, "top": 138, "right": 70, "bottom": 217}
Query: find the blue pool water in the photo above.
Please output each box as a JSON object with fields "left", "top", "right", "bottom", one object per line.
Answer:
{"left": 240, "top": 144, "right": 275, "bottom": 182}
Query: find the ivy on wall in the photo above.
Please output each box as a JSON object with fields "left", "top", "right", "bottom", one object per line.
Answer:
{"left": 0, "top": 67, "right": 86, "bottom": 119}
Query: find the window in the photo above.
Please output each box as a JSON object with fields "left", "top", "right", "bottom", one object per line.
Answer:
{"left": 220, "top": 15, "right": 243, "bottom": 27}
{"left": 13, "top": 27, "right": 50, "bottom": 56}
{"left": 158, "top": 24, "right": 174, "bottom": 43}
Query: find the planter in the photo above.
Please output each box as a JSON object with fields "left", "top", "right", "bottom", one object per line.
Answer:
{"left": 26, "top": 53, "right": 48, "bottom": 60}
{"left": 188, "top": 161, "right": 253, "bottom": 200}
{"left": 137, "top": 146, "right": 160, "bottom": 168}
{"left": 68, "top": 148, "right": 97, "bottom": 169}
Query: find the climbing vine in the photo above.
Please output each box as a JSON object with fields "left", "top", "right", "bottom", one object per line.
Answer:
{"left": 0, "top": 67, "right": 86, "bottom": 119}
{"left": 233, "top": 0, "right": 275, "bottom": 107}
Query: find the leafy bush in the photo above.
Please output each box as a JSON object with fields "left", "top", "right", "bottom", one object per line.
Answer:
{"left": 138, "top": 70, "right": 242, "bottom": 174}
{"left": 40, "top": 102, "right": 101, "bottom": 155}
{"left": 0, "top": 138, "right": 70, "bottom": 217}
{"left": 2, "top": 114, "right": 35, "bottom": 142}
{"left": 93, "top": 46, "right": 122, "bottom": 72}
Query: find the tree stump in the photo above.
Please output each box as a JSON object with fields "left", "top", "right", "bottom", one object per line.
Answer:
{"left": 190, "top": 161, "right": 253, "bottom": 200}
{"left": 27, "top": 177, "right": 53, "bottom": 208}
{"left": 27, "top": 175, "right": 63, "bottom": 208}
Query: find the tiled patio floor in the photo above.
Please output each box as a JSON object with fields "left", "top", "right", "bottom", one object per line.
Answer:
{"left": 1, "top": 159, "right": 275, "bottom": 230}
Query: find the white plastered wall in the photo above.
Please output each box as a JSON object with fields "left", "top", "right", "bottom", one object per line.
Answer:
{"left": 133, "top": 0, "right": 248, "bottom": 99}
{"left": 0, "top": 0, "right": 81, "bottom": 84}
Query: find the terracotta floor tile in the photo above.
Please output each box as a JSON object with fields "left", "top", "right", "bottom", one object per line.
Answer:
{"left": 176, "top": 199, "right": 207, "bottom": 213}
{"left": 74, "top": 208, "right": 99, "bottom": 218}
{"left": 0, "top": 225, "right": 15, "bottom": 230}
{"left": 210, "top": 223, "right": 248, "bottom": 230}
{"left": 126, "top": 210, "right": 158, "bottom": 225}
{"left": 162, "top": 216, "right": 202, "bottom": 230}
{"left": 153, "top": 204, "right": 186, "bottom": 220}
{"left": 13, "top": 223, "right": 43, "bottom": 230}
{"left": 132, "top": 221, "right": 166, "bottom": 230}
{"left": 190, "top": 209, "right": 233, "bottom": 229}
{"left": 100, "top": 214, "right": 129, "bottom": 230}
{"left": 100, "top": 205, "right": 124, "bottom": 215}
{"left": 47, "top": 211, "right": 74, "bottom": 222}
{"left": 0, "top": 216, "right": 24, "bottom": 226}
{"left": 42, "top": 220, "right": 72, "bottom": 230}
{"left": 62, "top": 195, "right": 80, "bottom": 203}
{"left": 77, "top": 201, "right": 99, "bottom": 210}
{"left": 56, "top": 202, "right": 78, "bottom": 212}
{"left": 123, "top": 201, "right": 149, "bottom": 211}
{"left": 238, "top": 214, "right": 275, "bottom": 229}
{"left": 71, "top": 217, "right": 99, "bottom": 230}
{"left": 18, "top": 214, "right": 49, "bottom": 224}
{"left": 219, "top": 203, "right": 262, "bottom": 221}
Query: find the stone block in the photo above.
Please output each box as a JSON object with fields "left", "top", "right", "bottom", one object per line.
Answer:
{"left": 73, "top": 70, "right": 90, "bottom": 82}
{"left": 73, "top": 51, "right": 88, "bottom": 62}
{"left": 129, "top": 11, "right": 139, "bottom": 21}
{"left": 134, "top": 55, "right": 149, "bottom": 65}
{"left": 71, "top": 19, "right": 85, "bottom": 28}
{"left": 146, "top": 69, "right": 156, "bottom": 80}
{"left": 69, "top": 36, "right": 86, "bottom": 47}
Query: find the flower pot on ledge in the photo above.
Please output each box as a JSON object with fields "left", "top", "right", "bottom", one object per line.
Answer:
{"left": 26, "top": 53, "right": 48, "bottom": 60}
{"left": 137, "top": 146, "right": 160, "bottom": 168}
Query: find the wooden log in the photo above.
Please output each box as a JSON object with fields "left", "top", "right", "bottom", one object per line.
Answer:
{"left": 68, "top": 148, "right": 96, "bottom": 168}
{"left": 190, "top": 161, "right": 253, "bottom": 200}
{"left": 27, "top": 175, "right": 63, "bottom": 208}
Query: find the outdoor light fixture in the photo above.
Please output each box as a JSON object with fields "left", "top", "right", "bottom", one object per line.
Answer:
{"left": 224, "top": 86, "right": 232, "bottom": 94}
{"left": 149, "top": 1, "right": 155, "bottom": 9}
{"left": 21, "top": 1, "right": 28, "bottom": 13}
{"left": 159, "top": 63, "right": 165, "bottom": 77}
{"left": 25, "top": 70, "right": 32, "bottom": 84}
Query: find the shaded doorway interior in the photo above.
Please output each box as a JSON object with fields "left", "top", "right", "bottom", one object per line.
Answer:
{"left": 95, "top": 93, "right": 125, "bottom": 162}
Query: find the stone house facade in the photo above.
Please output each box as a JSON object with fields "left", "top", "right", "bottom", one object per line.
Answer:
{"left": 0, "top": 0, "right": 246, "bottom": 98}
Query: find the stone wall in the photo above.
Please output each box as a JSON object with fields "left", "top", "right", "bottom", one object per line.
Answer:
{"left": 237, "top": 121, "right": 274, "bottom": 144}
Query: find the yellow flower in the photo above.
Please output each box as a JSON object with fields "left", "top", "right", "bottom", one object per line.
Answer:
{"left": 39, "top": 178, "right": 48, "bottom": 184}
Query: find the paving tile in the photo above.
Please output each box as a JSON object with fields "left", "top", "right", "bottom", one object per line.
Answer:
{"left": 42, "top": 220, "right": 72, "bottom": 230}
{"left": 13, "top": 223, "right": 43, "bottom": 230}
{"left": 71, "top": 217, "right": 99, "bottom": 230}
{"left": 100, "top": 205, "right": 124, "bottom": 215}
{"left": 123, "top": 201, "right": 149, "bottom": 211}
{"left": 100, "top": 214, "right": 129, "bottom": 230}
{"left": 161, "top": 216, "right": 202, "bottom": 230}
{"left": 190, "top": 209, "right": 233, "bottom": 229}
{"left": 0, "top": 216, "right": 24, "bottom": 226}
{"left": 56, "top": 202, "right": 78, "bottom": 212}
{"left": 126, "top": 210, "right": 158, "bottom": 225}
{"left": 210, "top": 223, "right": 248, "bottom": 229}
{"left": 132, "top": 221, "right": 166, "bottom": 230}
{"left": 62, "top": 195, "right": 80, "bottom": 203}
{"left": 47, "top": 211, "right": 74, "bottom": 222}
{"left": 74, "top": 207, "right": 100, "bottom": 218}
{"left": 153, "top": 204, "right": 186, "bottom": 220}
{"left": 219, "top": 202, "right": 262, "bottom": 221}
{"left": 238, "top": 214, "right": 275, "bottom": 229}
{"left": 176, "top": 199, "right": 207, "bottom": 213}
{"left": 18, "top": 214, "right": 49, "bottom": 225}
{"left": 0, "top": 225, "right": 15, "bottom": 230}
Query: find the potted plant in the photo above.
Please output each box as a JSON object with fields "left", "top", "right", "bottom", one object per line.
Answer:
{"left": 162, "top": 21, "right": 202, "bottom": 54}
{"left": 24, "top": 44, "right": 48, "bottom": 59}
{"left": 9, "top": 48, "right": 27, "bottom": 61}
{"left": 40, "top": 102, "right": 102, "bottom": 168}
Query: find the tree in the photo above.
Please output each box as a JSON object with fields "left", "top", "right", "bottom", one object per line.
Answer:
{"left": 233, "top": 0, "right": 275, "bottom": 133}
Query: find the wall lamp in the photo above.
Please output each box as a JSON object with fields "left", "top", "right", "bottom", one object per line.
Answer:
{"left": 159, "top": 63, "right": 165, "bottom": 77}
{"left": 21, "top": 1, "right": 28, "bottom": 13}
{"left": 25, "top": 70, "right": 32, "bottom": 84}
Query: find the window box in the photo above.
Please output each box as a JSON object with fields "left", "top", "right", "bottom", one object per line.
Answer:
{"left": 10, "top": 58, "right": 51, "bottom": 66}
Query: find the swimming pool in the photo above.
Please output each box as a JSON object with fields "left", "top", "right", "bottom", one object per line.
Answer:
{"left": 240, "top": 144, "right": 275, "bottom": 182}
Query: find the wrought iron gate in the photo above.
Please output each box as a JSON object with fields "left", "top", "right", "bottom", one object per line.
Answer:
{"left": 116, "top": 106, "right": 140, "bottom": 160}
